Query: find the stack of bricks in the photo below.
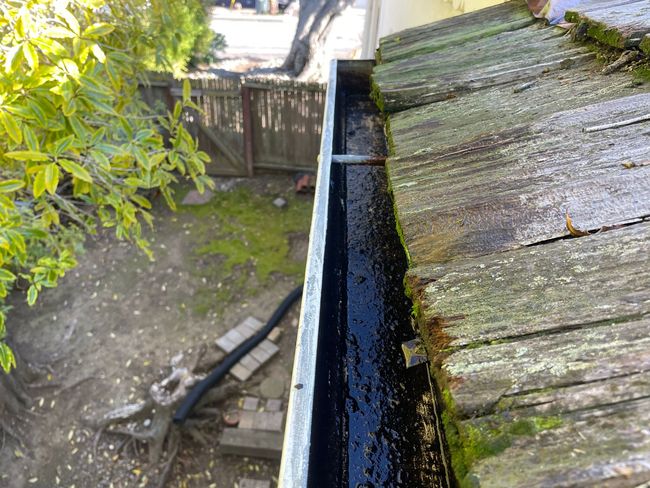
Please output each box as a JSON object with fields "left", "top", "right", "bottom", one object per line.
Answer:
{"left": 220, "top": 397, "right": 285, "bottom": 459}
{"left": 215, "top": 316, "right": 280, "bottom": 381}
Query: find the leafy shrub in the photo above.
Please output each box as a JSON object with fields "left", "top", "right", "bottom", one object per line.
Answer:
{"left": 0, "top": 0, "right": 214, "bottom": 371}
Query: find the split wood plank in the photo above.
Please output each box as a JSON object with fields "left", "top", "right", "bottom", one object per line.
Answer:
{"left": 386, "top": 61, "right": 641, "bottom": 158}
{"left": 446, "top": 316, "right": 650, "bottom": 418}
{"left": 373, "top": 25, "right": 594, "bottom": 113}
{"left": 389, "top": 93, "right": 650, "bottom": 266}
{"left": 378, "top": 1, "right": 534, "bottom": 64}
{"left": 565, "top": 0, "right": 650, "bottom": 48}
{"left": 408, "top": 222, "right": 650, "bottom": 349}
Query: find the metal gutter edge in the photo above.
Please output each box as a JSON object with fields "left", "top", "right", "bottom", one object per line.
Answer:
{"left": 278, "top": 59, "right": 338, "bottom": 488}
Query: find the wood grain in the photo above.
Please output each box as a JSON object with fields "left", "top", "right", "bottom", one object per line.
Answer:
{"left": 391, "top": 93, "right": 650, "bottom": 266}
{"left": 378, "top": 1, "right": 534, "bottom": 64}
{"left": 374, "top": 25, "right": 595, "bottom": 113}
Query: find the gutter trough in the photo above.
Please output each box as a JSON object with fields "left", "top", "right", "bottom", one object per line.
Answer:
{"left": 280, "top": 60, "right": 450, "bottom": 487}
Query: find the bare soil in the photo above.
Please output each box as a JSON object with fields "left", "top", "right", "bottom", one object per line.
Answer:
{"left": 0, "top": 175, "right": 312, "bottom": 488}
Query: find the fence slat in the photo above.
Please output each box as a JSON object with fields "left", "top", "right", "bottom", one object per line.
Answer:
{"left": 140, "top": 75, "right": 325, "bottom": 175}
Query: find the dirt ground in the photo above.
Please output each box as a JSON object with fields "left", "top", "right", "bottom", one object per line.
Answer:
{"left": 0, "top": 175, "right": 313, "bottom": 488}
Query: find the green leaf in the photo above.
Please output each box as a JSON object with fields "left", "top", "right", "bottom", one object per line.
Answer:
{"left": 23, "top": 125, "right": 39, "bottom": 151}
{"left": 43, "top": 26, "right": 76, "bottom": 39}
{"left": 0, "top": 112, "right": 22, "bottom": 144}
{"left": 173, "top": 101, "right": 182, "bottom": 120}
{"left": 68, "top": 116, "right": 87, "bottom": 140}
{"left": 79, "top": 74, "right": 112, "bottom": 95}
{"left": 182, "top": 79, "right": 191, "bottom": 103}
{"left": 33, "top": 170, "right": 46, "bottom": 198}
{"left": 5, "top": 44, "right": 23, "bottom": 73}
{"left": 131, "top": 194, "right": 151, "bottom": 209}
{"left": 0, "top": 342, "right": 16, "bottom": 373}
{"left": 90, "top": 43, "right": 106, "bottom": 63}
{"left": 84, "top": 96, "right": 115, "bottom": 115}
{"left": 53, "top": 135, "right": 74, "bottom": 156}
{"left": 4, "top": 150, "right": 48, "bottom": 161}
{"left": 58, "top": 9, "right": 80, "bottom": 36}
{"left": 32, "top": 37, "right": 68, "bottom": 56}
{"left": 62, "top": 97, "right": 77, "bottom": 117}
{"left": 57, "top": 58, "right": 79, "bottom": 78}
{"left": 22, "top": 42, "right": 39, "bottom": 70}
{"left": 0, "top": 180, "right": 25, "bottom": 193}
{"left": 0, "top": 269, "right": 16, "bottom": 282}
{"left": 5, "top": 151, "right": 49, "bottom": 161}
{"left": 27, "top": 285, "right": 38, "bottom": 306}
{"left": 90, "top": 150, "right": 110, "bottom": 170}
{"left": 44, "top": 163, "right": 60, "bottom": 195}
{"left": 83, "top": 22, "right": 115, "bottom": 37}
{"left": 59, "top": 159, "right": 92, "bottom": 182}
{"left": 132, "top": 146, "right": 151, "bottom": 171}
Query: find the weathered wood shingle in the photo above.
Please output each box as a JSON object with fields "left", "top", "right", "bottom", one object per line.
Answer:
{"left": 373, "top": 2, "right": 650, "bottom": 486}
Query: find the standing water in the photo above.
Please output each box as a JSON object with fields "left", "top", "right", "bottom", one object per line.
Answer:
{"left": 306, "top": 62, "right": 449, "bottom": 487}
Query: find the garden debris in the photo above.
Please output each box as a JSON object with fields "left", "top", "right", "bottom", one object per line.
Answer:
{"left": 294, "top": 173, "right": 316, "bottom": 193}
{"left": 223, "top": 410, "right": 241, "bottom": 427}
{"left": 565, "top": 211, "right": 591, "bottom": 237}
{"left": 401, "top": 338, "right": 428, "bottom": 369}
{"left": 272, "top": 197, "right": 288, "bottom": 209}
{"left": 601, "top": 50, "right": 638, "bottom": 75}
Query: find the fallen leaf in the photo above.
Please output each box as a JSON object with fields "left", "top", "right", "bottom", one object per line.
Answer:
{"left": 566, "top": 211, "right": 590, "bottom": 237}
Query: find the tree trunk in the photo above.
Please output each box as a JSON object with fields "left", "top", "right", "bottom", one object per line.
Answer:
{"left": 282, "top": 0, "right": 355, "bottom": 79}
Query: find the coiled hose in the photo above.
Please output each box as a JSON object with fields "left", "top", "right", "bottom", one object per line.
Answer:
{"left": 173, "top": 284, "right": 303, "bottom": 424}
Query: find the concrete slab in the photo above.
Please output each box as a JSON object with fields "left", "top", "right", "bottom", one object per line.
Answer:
{"left": 220, "top": 428, "right": 283, "bottom": 460}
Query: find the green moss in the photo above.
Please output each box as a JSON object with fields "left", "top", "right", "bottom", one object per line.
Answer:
{"left": 586, "top": 22, "right": 626, "bottom": 49}
{"left": 384, "top": 116, "right": 396, "bottom": 157}
{"left": 177, "top": 187, "right": 312, "bottom": 314}
{"left": 369, "top": 75, "right": 385, "bottom": 114}
{"left": 385, "top": 169, "right": 411, "bottom": 267}
{"left": 641, "top": 35, "right": 650, "bottom": 56}
{"left": 439, "top": 382, "right": 563, "bottom": 486}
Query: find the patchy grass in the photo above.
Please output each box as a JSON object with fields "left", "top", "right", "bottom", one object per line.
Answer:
{"left": 177, "top": 186, "right": 312, "bottom": 314}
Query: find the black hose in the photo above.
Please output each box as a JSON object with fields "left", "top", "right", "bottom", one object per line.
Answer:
{"left": 173, "top": 284, "right": 304, "bottom": 424}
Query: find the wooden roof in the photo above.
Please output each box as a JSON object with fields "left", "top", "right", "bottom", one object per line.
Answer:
{"left": 372, "top": 1, "right": 650, "bottom": 486}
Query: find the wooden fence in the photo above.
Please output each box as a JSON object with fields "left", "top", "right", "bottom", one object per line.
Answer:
{"left": 140, "top": 76, "right": 326, "bottom": 176}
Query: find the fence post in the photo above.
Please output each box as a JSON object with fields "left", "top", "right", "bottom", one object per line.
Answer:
{"left": 241, "top": 84, "right": 254, "bottom": 177}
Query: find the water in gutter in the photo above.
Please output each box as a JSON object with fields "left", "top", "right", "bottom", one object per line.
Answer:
{"left": 281, "top": 60, "right": 449, "bottom": 488}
